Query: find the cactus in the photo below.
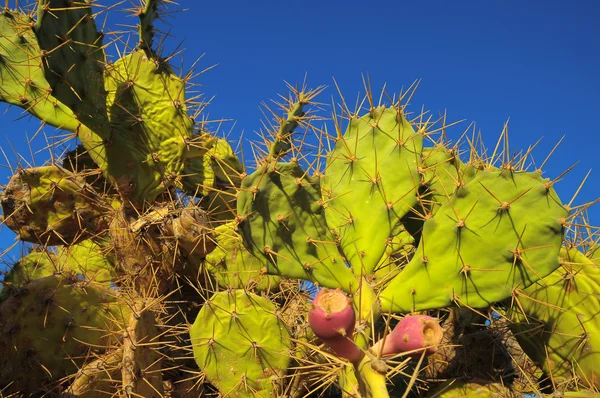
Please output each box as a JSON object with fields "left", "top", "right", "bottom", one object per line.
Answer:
{"left": 508, "top": 247, "right": 600, "bottom": 389}
{"left": 0, "top": 1, "right": 597, "bottom": 396}
{"left": 189, "top": 289, "right": 291, "bottom": 398}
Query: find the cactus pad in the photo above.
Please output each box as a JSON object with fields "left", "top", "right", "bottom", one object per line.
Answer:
{"left": 190, "top": 289, "right": 291, "bottom": 398}
{"left": 206, "top": 223, "right": 280, "bottom": 291}
{"left": 103, "top": 50, "right": 193, "bottom": 203}
{"left": 1, "top": 165, "right": 112, "bottom": 245}
{"left": 509, "top": 248, "right": 600, "bottom": 389}
{"left": 380, "top": 169, "right": 568, "bottom": 312}
{"left": 0, "top": 8, "right": 79, "bottom": 131}
{"left": 0, "top": 274, "right": 129, "bottom": 394}
{"left": 323, "top": 106, "right": 422, "bottom": 275}
{"left": 237, "top": 162, "right": 357, "bottom": 291}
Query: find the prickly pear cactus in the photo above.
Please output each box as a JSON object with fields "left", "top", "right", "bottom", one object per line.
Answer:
{"left": 0, "top": 1, "right": 597, "bottom": 397}
{"left": 189, "top": 289, "right": 291, "bottom": 397}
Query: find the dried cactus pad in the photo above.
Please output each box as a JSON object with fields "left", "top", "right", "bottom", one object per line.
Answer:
{"left": 509, "top": 248, "right": 600, "bottom": 389}
{"left": 0, "top": 166, "right": 111, "bottom": 245}
{"left": 381, "top": 169, "right": 568, "bottom": 312}
{"left": 0, "top": 274, "right": 130, "bottom": 394}
{"left": 190, "top": 289, "right": 291, "bottom": 398}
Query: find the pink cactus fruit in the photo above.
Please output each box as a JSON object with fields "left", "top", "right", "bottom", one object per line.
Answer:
{"left": 308, "top": 288, "right": 363, "bottom": 363}
{"left": 375, "top": 315, "right": 443, "bottom": 357}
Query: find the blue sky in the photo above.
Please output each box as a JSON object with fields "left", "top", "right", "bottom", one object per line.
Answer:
{"left": 1, "top": 0, "right": 599, "bottom": 264}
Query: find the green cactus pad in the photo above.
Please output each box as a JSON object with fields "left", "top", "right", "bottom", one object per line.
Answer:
{"left": 323, "top": 106, "right": 422, "bottom": 275}
{"left": 103, "top": 50, "right": 193, "bottom": 203}
{"left": 182, "top": 133, "right": 244, "bottom": 198}
{"left": 421, "top": 145, "right": 473, "bottom": 213}
{"left": 190, "top": 289, "right": 291, "bottom": 398}
{"left": 206, "top": 223, "right": 280, "bottom": 291}
{"left": 0, "top": 249, "right": 57, "bottom": 300}
{"left": 34, "top": 0, "right": 109, "bottom": 135}
{"left": 509, "top": 248, "right": 600, "bottom": 389}
{"left": 0, "top": 165, "right": 112, "bottom": 245}
{"left": 237, "top": 162, "right": 357, "bottom": 291}
{"left": 0, "top": 274, "right": 130, "bottom": 394}
{"left": 56, "top": 239, "right": 117, "bottom": 285}
{"left": 0, "top": 8, "right": 80, "bottom": 131}
{"left": 380, "top": 169, "right": 567, "bottom": 312}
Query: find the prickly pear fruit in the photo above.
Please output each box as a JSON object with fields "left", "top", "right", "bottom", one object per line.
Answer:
{"left": 0, "top": 165, "right": 112, "bottom": 245}
{"left": 0, "top": 274, "right": 130, "bottom": 394}
{"left": 372, "top": 315, "right": 443, "bottom": 357}
{"left": 308, "top": 289, "right": 363, "bottom": 363}
{"left": 190, "top": 289, "right": 291, "bottom": 398}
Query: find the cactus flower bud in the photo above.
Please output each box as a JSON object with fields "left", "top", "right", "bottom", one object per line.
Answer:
{"left": 308, "top": 289, "right": 363, "bottom": 363}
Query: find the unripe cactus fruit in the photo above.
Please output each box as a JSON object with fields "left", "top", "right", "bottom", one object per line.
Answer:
{"left": 308, "top": 289, "right": 363, "bottom": 363}
{"left": 372, "top": 315, "right": 443, "bottom": 357}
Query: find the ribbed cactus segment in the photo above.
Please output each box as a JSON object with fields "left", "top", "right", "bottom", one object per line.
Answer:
{"left": 34, "top": 0, "right": 108, "bottom": 135}
{"left": 206, "top": 223, "right": 280, "bottom": 291}
{"left": 0, "top": 165, "right": 112, "bottom": 245}
{"left": 380, "top": 169, "right": 567, "bottom": 312}
{"left": 189, "top": 290, "right": 291, "bottom": 398}
{"left": 238, "top": 162, "right": 357, "bottom": 291}
{"left": 0, "top": 274, "right": 130, "bottom": 394}
{"left": 323, "top": 106, "right": 422, "bottom": 275}
{"left": 103, "top": 50, "right": 193, "bottom": 203}
{"left": 509, "top": 248, "right": 600, "bottom": 389}
{"left": 0, "top": 8, "right": 79, "bottom": 131}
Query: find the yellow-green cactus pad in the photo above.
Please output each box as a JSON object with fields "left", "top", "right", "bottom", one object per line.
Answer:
{"left": 56, "top": 239, "right": 117, "bottom": 285}
{"left": 0, "top": 274, "right": 130, "bottom": 394}
{"left": 190, "top": 290, "right": 291, "bottom": 398}
{"left": 0, "top": 8, "right": 79, "bottom": 131}
{"left": 380, "top": 169, "right": 567, "bottom": 312}
{"left": 206, "top": 223, "right": 280, "bottom": 291}
{"left": 238, "top": 162, "right": 357, "bottom": 291}
{"left": 103, "top": 50, "right": 193, "bottom": 203}
{"left": 0, "top": 165, "right": 112, "bottom": 245}
{"left": 0, "top": 249, "right": 57, "bottom": 300}
{"left": 323, "top": 106, "right": 422, "bottom": 275}
{"left": 509, "top": 248, "right": 600, "bottom": 389}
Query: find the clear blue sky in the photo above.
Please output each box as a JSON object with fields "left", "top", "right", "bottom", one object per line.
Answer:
{"left": 1, "top": 0, "right": 599, "bottom": 264}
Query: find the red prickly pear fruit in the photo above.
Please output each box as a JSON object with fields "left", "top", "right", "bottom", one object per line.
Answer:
{"left": 376, "top": 315, "right": 443, "bottom": 357}
{"left": 308, "top": 289, "right": 363, "bottom": 362}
